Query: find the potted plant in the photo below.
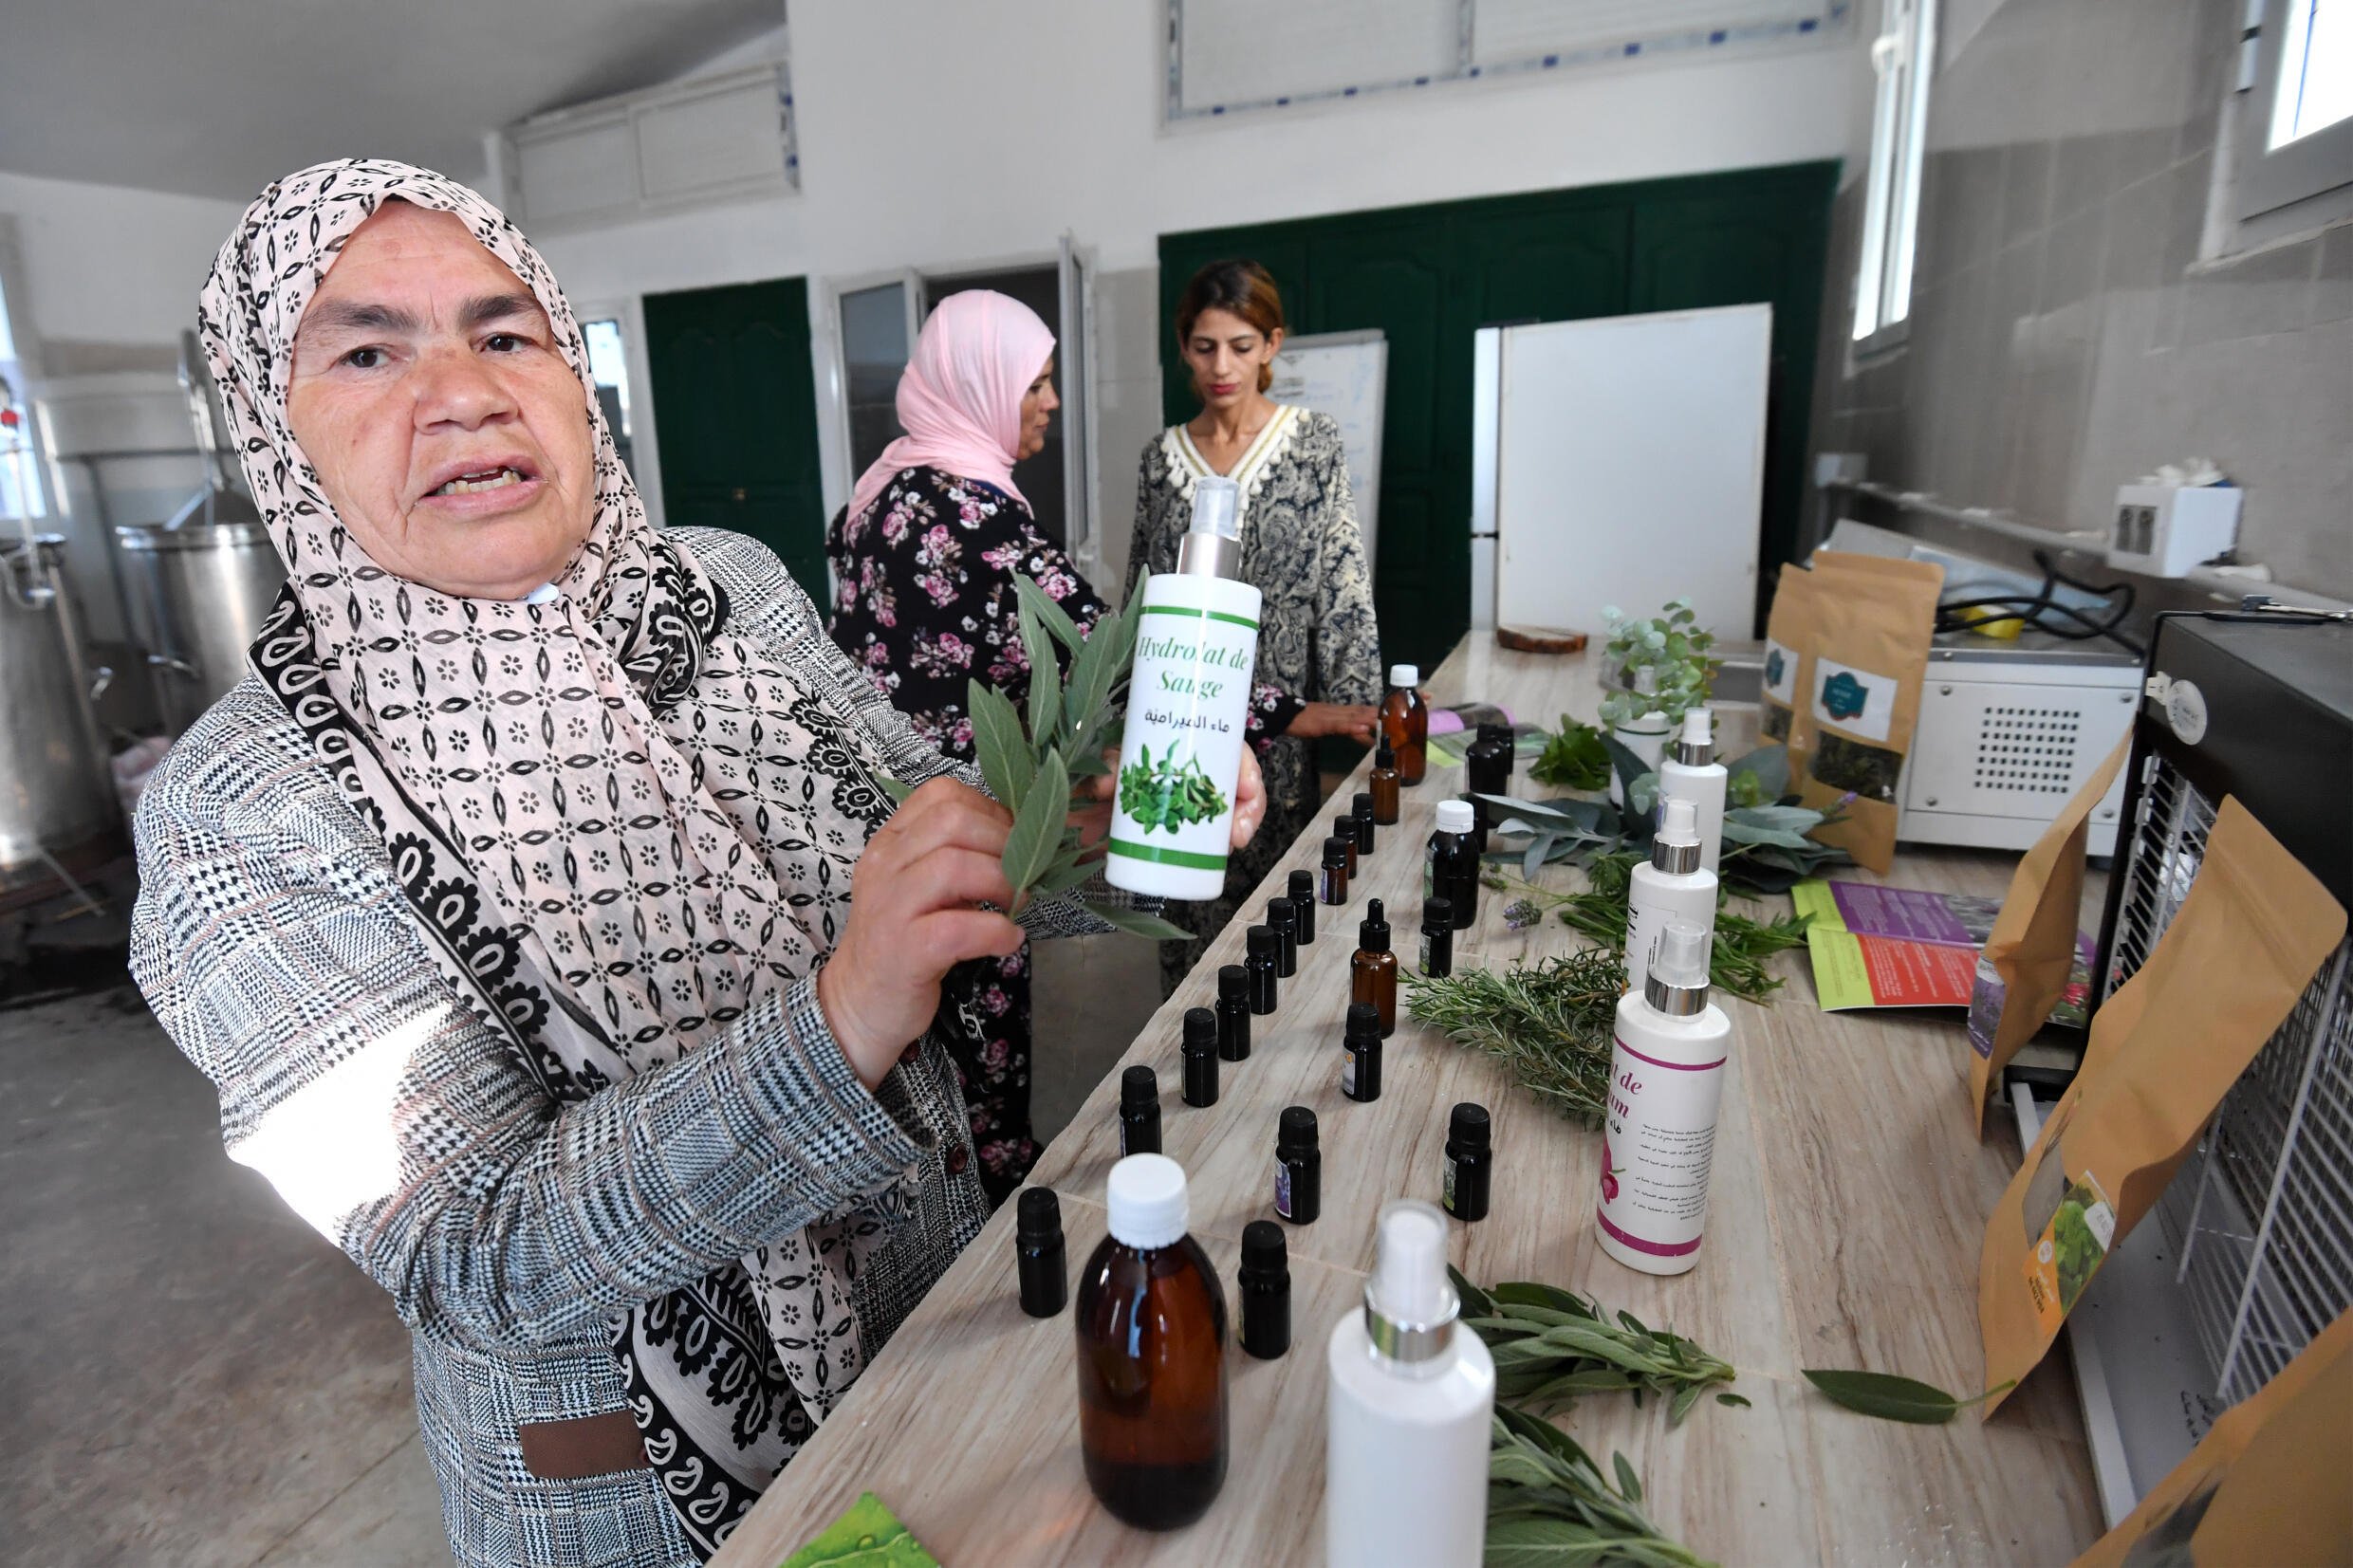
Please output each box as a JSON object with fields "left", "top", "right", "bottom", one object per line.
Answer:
{"left": 1597, "top": 600, "right": 1718, "bottom": 802}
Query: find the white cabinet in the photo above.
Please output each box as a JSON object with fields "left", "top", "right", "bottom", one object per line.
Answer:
{"left": 505, "top": 63, "right": 795, "bottom": 230}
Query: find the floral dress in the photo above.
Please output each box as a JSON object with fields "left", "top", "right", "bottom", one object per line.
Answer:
{"left": 827, "top": 465, "right": 1111, "bottom": 1202}
{"left": 1128, "top": 407, "right": 1381, "bottom": 993}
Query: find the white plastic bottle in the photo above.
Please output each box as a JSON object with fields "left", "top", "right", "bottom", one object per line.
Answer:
{"left": 1596, "top": 921, "right": 1732, "bottom": 1277}
{"left": 1105, "top": 475, "right": 1263, "bottom": 901}
{"left": 1624, "top": 797, "right": 1717, "bottom": 997}
{"left": 1657, "top": 707, "right": 1728, "bottom": 876}
{"left": 1325, "top": 1200, "right": 1494, "bottom": 1568}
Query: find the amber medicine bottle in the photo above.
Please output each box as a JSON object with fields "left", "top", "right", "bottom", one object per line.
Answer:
{"left": 1349, "top": 897, "right": 1399, "bottom": 1038}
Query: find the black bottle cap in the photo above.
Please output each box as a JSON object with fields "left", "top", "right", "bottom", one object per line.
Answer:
{"left": 1322, "top": 835, "right": 1350, "bottom": 866}
{"left": 1266, "top": 897, "right": 1296, "bottom": 933}
{"left": 1450, "top": 1101, "right": 1491, "bottom": 1151}
{"left": 1334, "top": 811, "right": 1354, "bottom": 840}
{"left": 1121, "top": 1065, "right": 1158, "bottom": 1109}
{"left": 1423, "top": 895, "right": 1454, "bottom": 928}
{"left": 1352, "top": 791, "right": 1374, "bottom": 821}
{"left": 1247, "top": 924, "right": 1277, "bottom": 958}
{"left": 1344, "top": 1001, "right": 1380, "bottom": 1042}
{"left": 1478, "top": 722, "right": 1511, "bottom": 745}
{"left": 1241, "top": 1218, "right": 1287, "bottom": 1275}
{"left": 1374, "top": 741, "right": 1397, "bottom": 768}
{"left": 1182, "top": 1006, "right": 1217, "bottom": 1052}
{"left": 1359, "top": 897, "right": 1389, "bottom": 952}
{"left": 1278, "top": 1104, "right": 1318, "bottom": 1152}
{"left": 1217, "top": 964, "right": 1249, "bottom": 1002}
{"left": 1016, "top": 1186, "right": 1062, "bottom": 1240}
{"left": 1288, "top": 868, "right": 1315, "bottom": 900}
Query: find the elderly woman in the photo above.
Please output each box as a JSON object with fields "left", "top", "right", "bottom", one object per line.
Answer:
{"left": 826, "top": 289, "right": 1111, "bottom": 1202}
{"left": 1129, "top": 259, "right": 1381, "bottom": 994}
{"left": 129, "top": 161, "right": 1259, "bottom": 1567}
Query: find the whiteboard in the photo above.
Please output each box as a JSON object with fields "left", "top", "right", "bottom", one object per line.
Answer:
{"left": 1492, "top": 304, "right": 1770, "bottom": 640}
{"left": 1268, "top": 329, "right": 1386, "bottom": 584}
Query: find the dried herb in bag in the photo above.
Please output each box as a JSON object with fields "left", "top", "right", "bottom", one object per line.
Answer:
{"left": 1965, "top": 734, "right": 2128, "bottom": 1134}
{"left": 1795, "top": 553, "right": 1944, "bottom": 874}
{"left": 1757, "top": 563, "right": 1820, "bottom": 769}
{"left": 1977, "top": 798, "right": 2344, "bottom": 1414}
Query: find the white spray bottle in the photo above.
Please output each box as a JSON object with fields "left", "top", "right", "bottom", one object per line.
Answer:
{"left": 1597, "top": 921, "right": 1732, "bottom": 1276}
{"left": 1325, "top": 1200, "right": 1494, "bottom": 1568}
{"left": 1657, "top": 707, "right": 1728, "bottom": 876}
{"left": 1624, "top": 797, "right": 1717, "bottom": 997}
{"left": 1104, "top": 475, "right": 1262, "bottom": 900}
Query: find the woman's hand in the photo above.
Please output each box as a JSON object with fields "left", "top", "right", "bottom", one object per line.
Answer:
{"left": 1074, "top": 747, "right": 1265, "bottom": 850}
{"left": 1286, "top": 701, "right": 1380, "bottom": 742}
{"left": 817, "top": 779, "right": 1023, "bottom": 1088}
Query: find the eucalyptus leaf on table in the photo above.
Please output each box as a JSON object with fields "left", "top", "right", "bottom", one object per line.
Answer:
{"left": 1800, "top": 1369, "right": 2016, "bottom": 1425}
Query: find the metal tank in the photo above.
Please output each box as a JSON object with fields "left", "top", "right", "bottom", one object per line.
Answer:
{"left": 115, "top": 515, "right": 284, "bottom": 735}
{"left": 0, "top": 535, "right": 119, "bottom": 882}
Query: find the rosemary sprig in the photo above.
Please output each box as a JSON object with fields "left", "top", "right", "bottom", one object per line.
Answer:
{"left": 1488, "top": 1405, "right": 1716, "bottom": 1568}
{"left": 1491, "top": 855, "right": 1808, "bottom": 1005}
{"left": 1454, "top": 1269, "right": 1739, "bottom": 1427}
{"left": 1401, "top": 950, "right": 1624, "bottom": 1124}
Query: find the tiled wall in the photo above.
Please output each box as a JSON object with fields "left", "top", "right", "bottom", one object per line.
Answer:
{"left": 1811, "top": 0, "right": 2352, "bottom": 601}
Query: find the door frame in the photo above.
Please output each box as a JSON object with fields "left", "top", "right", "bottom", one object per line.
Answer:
{"left": 572, "top": 294, "right": 663, "bottom": 526}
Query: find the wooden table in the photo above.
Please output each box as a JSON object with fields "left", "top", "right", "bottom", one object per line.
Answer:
{"left": 715, "top": 636, "right": 2103, "bottom": 1567}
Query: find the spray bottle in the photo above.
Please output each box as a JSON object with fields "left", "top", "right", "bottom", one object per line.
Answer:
{"left": 1656, "top": 707, "right": 1728, "bottom": 876}
{"left": 1596, "top": 921, "right": 1732, "bottom": 1277}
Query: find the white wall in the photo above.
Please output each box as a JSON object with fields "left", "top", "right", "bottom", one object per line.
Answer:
{"left": 530, "top": 2, "right": 1862, "bottom": 549}
{"left": 0, "top": 170, "right": 245, "bottom": 369}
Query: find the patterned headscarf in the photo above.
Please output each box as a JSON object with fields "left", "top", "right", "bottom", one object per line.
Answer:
{"left": 199, "top": 159, "right": 899, "bottom": 1554}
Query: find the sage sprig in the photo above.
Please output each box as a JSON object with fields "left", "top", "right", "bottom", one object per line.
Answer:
{"left": 881, "top": 571, "right": 1189, "bottom": 938}
{"left": 1454, "top": 1269, "right": 1738, "bottom": 1426}
{"left": 1487, "top": 1405, "right": 1715, "bottom": 1568}
{"left": 1801, "top": 1368, "right": 2016, "bottom": 1425}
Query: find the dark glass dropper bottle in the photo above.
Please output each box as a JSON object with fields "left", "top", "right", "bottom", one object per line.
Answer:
{"left": 1349, "top": 897, "right": 1398, "bottom": 1038}
{"left": 1120, "top": 1066, "right": 1161, "bottom": 1155}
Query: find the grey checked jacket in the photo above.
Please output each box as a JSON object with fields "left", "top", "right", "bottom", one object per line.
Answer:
{"left": 130, "top": 530, "right": 1112, "bottom": 1567}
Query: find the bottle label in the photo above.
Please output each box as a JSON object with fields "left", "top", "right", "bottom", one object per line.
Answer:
{"left": 1418, "top": 933, "right": 1433, "bottom": 974}
{"left": 1107, "top": 585, "right": 1260, "bottom": 881}
{"left": 1342, "top": 1046, "right": 1357, "bottom": 1097}
{"left": 1274, "top": 1158, "right": 1293, "bottom": 1219}
{"left": 1596, "top": 1032, "right": 1727, "bottom": 1259}
{"left": 1443, "top": 1153, "right": 1458, "bottom": 1211}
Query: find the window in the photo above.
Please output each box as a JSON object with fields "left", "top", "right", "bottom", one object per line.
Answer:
{"left": 1851, "top": 0, "right": 1936, "bottom": 348}
{"left": 2239, "top": 0, "right": 2353, "bottom": 221}
{"left": 0, "top": 267, "right": 45, "bottom": 521}
{"left": 580, "top": 317, "right": 638, "bottom": 479}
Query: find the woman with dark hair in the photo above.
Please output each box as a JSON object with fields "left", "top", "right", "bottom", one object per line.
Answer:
{"left": 1128, "top": 259, "right": 1381, "bottom": 991}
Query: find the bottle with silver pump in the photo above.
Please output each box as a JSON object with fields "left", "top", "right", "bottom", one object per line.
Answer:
{"left": 1657, "top": 707, "right": 1728, "bottom": 876}
{"left": 1624, "top": 797, "right": 1716, "bottom": 997}
{"left": 1596, "top": 921, "right": 1732, "bottom": 1277}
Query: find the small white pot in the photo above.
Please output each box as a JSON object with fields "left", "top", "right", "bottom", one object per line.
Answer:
{"left": 1609, "top": 710, "right": 1672, "bottom": 809}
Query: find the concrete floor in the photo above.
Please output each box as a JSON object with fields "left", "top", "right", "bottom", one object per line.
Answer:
{"left": 0, "top": 929, "right": 1163, "bottom": 1566}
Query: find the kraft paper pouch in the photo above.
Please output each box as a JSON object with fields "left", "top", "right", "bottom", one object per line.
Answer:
{"left": 1977, "top": 798, "right": 2346, "bottom": 1415}
{"left": 1965, "top": 733, "right": 2130, "bottom": 1134}
{"left": 1797, "top": 554, "right": 1945, "bottom": 873}
{"left": 1758, "top": 563, "right": 1820, "bottom": 768}
{"left": 2072, "top": 1310, "right": 2352, "bottom": 1568}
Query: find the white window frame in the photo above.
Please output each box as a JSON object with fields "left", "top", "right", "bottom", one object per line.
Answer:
{"left": 1851, "top": 0, "right": 1937, "bottom": 354}
{"left": 2235, "top": 0, "right": 2353, "bottom": 224}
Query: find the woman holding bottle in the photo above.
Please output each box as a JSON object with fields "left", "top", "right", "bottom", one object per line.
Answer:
{"left": 1127, "top": 260, "right": 1382, "bottom": 991}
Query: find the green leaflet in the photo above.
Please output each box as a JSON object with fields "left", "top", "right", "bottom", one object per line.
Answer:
{"left": 1454, "top": 1266, "right": 1737, "bottom": 1430}
{"left": 967, "top": 678, "right": 1033, "bottom": 814}
{"left": 1799, "top": 1369, "right": 2016, "bottom": 1425}
{"left": 1001, "top": 747, "right": 1068, "bottom": 907}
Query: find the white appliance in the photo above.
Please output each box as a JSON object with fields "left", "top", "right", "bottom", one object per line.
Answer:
{"left": 2106, "top": 481, "right": 2241, "bottom": 578}
{"left": 1474, "top": 304, "right": 1771, "bottom": 638}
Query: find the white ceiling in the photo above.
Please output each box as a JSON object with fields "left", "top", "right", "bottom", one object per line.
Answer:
{"left": 0, "top": 0, "right": 786, "bottom": 199}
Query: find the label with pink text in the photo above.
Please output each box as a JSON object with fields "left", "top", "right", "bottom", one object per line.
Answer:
{"left": 1597, "top": 1033, "right": 1727, "bottom": 1259}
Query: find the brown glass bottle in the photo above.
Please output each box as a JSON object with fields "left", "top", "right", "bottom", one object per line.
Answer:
{"left": 1077, "top": 1155, "right": 1230, "bottom": 1530}
{"left": 1368, "top": 742, "right": 1402, "bottom": 824}
{"left": 1379, "top": 664, "right": 1429, "bottom": 784}
{"left": 1349, "top": 897, "right": 1399, "bottom": 1037}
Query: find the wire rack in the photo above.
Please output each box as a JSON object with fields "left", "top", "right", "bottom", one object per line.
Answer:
{"left": 2107, "top": 752, "right": 2353, "bottom": 1404}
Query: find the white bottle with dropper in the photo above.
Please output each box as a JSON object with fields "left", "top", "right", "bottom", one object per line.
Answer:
{"left": 1624, "top": 797, "right": 1717, "bottom": 997}
{"left": 1105, "top": 474, "right": 1263, "bottom": 901}
{"left": 1657, "top": 707, "right": 1728, "bottom": 876}
{"left": 1325, "top": 1199, "right": 1494, "bottom": 1568}
{"left": 1597, "top": 921, "right": 1732, "bottom": 1276}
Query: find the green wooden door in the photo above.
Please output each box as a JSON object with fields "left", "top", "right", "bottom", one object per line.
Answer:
{"left": 1158, "top": 162, "right": 1836, "bottom": 669}
{"left": 643, "top": 278, "right": 828, "bottom": 605}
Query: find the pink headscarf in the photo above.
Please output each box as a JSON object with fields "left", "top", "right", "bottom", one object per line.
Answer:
{"left": 847, "top": 288, "right": 1054, "bottom": 524}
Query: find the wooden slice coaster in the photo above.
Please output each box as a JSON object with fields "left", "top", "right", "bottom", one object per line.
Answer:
{"left": 1494, "top": 624, "right": 1589, "bottom": 655}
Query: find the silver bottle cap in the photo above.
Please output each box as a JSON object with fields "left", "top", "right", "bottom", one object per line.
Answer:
{"left": 1362, "top": 1200, "right": 1456, "bottom": 1364}
{"left": 1642, "top": 920, "right": 1714, "bottom": 1017}
{"left": 1176, "top": 474, "right": 1242, "bottom": 580}
{"left": 1649, "top": 797, "right": 1702, "bottom": 876}
{"left": 1673, "top": 707, "right": 1715, "bottom": 766}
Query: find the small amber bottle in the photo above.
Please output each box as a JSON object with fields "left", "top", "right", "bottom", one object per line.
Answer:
{"left": 1379, "top": 664, "right": 1429, "bottom": 785}
{"left": 1332, "top": 813, "right": 1359, "bottom": 878}
{"left": 1077, "top": 1154, "right": 1230, "bottom": 1530}
{"left": 1350, "top": 792, "right": 1377, "bottom": 858}
{"left": 1349, "top": 897, "right": 1399, "bottom": 1038}
{"left": 1320, "top": 835, "right": 1351, "bottom": 906}
{"left": 1288, "top": 869, "right": 1318, "bottom": 946}
{"left": 1342, "top": 1001, "right": 1383, "bottom": 1102}
{"left": 1368, "top": 743, "right": 1401, "bottom": 825}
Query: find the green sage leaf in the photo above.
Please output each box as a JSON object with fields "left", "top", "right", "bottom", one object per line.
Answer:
{"left": 1012, "top": 571, "right": 1082, "bottom": 654}
{"left": 1668, "top": 1381, "right": 1708, "bottom": 1426}
{"left": 1612, "top": 1452, "right": 1642, "bottom": 1503}
{"left": 1800, "top": 1368, "right": 2016, "bottom": 1425}
{"left": 1080, "top": 900, "right": 1195, "bottom": 941}
{"left": 1000, "top": 747, "right": 1067, "bottom": 902}
{"left": 967, "top": 678, "right": 1032, "bottom": 812}
{"left": 1715, "top": 1393, "right": 1751, "bottom": 1409}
